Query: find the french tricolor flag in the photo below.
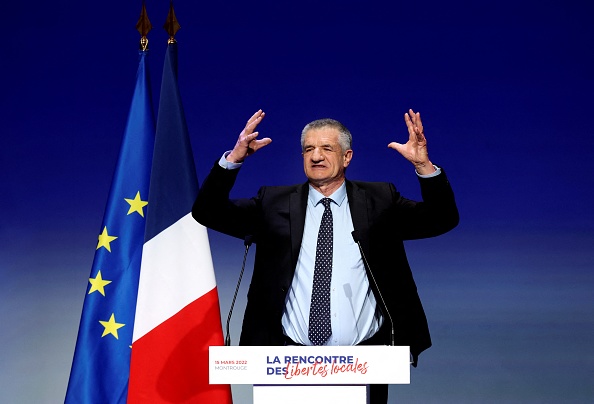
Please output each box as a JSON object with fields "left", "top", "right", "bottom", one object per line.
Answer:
{"left": 128, "top": 42, "right": 232, "bottom": 403}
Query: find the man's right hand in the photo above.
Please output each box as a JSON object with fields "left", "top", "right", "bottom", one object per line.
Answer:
{"left": 226, "top": 110, "right": 271, "bottom": 163}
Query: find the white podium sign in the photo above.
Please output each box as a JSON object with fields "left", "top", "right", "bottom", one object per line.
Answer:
{"left": 209, "top": 345, "right": 410, "bottom": 385}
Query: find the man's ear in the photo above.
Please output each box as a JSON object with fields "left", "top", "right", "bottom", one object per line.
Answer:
{"left": 343, "top": 149, "right": 353, "bottom": 167}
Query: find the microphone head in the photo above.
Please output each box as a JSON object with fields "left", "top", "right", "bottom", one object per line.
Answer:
{"left": 351, "top": 230, "right": 360, "bottom": 243}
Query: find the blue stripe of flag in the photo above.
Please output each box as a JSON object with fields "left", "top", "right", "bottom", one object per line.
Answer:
{"left": 145, "top": 42, "right": 198, "bottom": 243}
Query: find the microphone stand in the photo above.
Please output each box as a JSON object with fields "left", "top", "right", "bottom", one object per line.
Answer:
{"left": 225, "top": 235, "right": 253, "bottom": 346}
{"left": 351, "top": 230, "right": 395, "bottom": 346}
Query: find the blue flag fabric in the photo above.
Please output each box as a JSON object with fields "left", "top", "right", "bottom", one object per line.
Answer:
{"left": 65, "top": 50, "right": 155, "bottom": 403}
{"left": 144, "top": 41, "right": 198, "bottom": 243}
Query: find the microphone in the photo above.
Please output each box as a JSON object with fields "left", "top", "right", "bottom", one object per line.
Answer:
{"left": 351, "top": 230, "right": 395, "bottom": 346}
{"left": 225, "top": 235, "right": 254, "bottom": 346}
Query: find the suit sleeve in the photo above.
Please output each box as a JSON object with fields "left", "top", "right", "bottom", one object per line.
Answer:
{"left": 192, "top": 162, "right": 261, "bottom": 241}
{"left": 390, "top": 168, "right": 459, "bottom": 240}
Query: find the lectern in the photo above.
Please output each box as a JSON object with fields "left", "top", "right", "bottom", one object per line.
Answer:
{"left": 210, "top": 345, "right": 410, "bottom": 404}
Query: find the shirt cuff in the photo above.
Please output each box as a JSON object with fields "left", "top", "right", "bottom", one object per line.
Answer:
{"left": 218, "top": 151, "right": 243, "bottom": 170}
{"left": 416, "top": 165, "right": 441, "bottom": 178}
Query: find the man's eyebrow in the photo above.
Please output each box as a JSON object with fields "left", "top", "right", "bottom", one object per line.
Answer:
{"left": 305, "top": 143, "right": 335, "bottom": 148}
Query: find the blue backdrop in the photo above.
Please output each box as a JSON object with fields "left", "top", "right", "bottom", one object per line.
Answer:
{"left": 1, "top": 1, "right": 593, "bottom": 402}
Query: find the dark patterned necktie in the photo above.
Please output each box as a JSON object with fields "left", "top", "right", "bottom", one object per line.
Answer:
{"left": 308, "top": 197, "right": 333, "bottom": 345}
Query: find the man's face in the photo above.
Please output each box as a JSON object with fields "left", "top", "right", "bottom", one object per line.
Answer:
{"left": 302, "top": 127, "right": 352, "bottom": 188}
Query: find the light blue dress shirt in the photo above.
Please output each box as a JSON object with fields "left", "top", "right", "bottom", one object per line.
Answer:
{"left": 281, "top": 183, "right": 382, "bottom": 346}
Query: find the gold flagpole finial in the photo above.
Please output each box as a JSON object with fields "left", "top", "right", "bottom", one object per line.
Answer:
{"left": 164, "top": 1, "right": 181, "bottom": 44}
{"left": 136, "top": 1, "right": 152, "bottom": 51}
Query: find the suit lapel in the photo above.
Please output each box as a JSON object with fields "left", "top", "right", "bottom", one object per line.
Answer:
{"left": 347, "top": 180, "right": 370, "bottom": 254}
{"left": 289, "top": 183, "right": 309, "bottom": 273}
{"left": 290, "top": 180, "right": 370, "bottom": 270}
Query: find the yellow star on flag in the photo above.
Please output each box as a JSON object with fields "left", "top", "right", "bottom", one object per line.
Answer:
{"left": 96, "top": 227, "right": 117, "bottom": 252}
{"left": 88, "top": 270, "right": 112, "bottom": 296}
{"left": 99, "top": 313, "right": 125, "bottom": 339}
{"left": 124, "top": 191, "right": 149, "bottom": 217}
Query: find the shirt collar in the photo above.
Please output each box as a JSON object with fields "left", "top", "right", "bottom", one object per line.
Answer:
{"left": 308, "top": 181, "right": 347, "bottom": 207}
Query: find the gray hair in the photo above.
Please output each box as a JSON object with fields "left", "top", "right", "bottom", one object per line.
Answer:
{"left": 300, "top": 118, "right": 352, "bottom": 152}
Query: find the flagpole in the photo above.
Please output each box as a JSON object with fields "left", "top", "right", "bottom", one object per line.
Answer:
{"left": 164, "top": 0, "right": 181, "bottom": 44}
{"left": 136, "top": 1, "right": 152, "bottom": 51}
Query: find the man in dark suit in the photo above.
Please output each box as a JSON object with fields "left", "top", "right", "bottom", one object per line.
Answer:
{"left": 193, "top": 109, "right": 458, "bottom": 403}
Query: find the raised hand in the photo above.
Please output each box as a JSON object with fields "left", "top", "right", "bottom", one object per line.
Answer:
{"left": 226, "top": 110, "right": 272, "bottom": 163}
{"left": 388, "top": 109, "right": 435, "bottom": 175}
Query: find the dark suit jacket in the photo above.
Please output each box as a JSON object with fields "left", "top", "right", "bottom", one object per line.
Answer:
{"left": 193, "top": 162, "right": 459, "bottom": 365}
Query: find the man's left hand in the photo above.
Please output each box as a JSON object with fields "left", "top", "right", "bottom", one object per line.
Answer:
{"left": 388, "top": 109, "right": 436, "bottom": 175}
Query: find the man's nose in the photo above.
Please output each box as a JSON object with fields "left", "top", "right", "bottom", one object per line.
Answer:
{"left": 311, "top": 148, "right": 324, "bottom": 161}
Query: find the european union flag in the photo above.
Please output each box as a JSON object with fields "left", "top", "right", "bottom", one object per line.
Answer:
{"left": 65, "top": 50, "right": 155, "bottom": 403}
